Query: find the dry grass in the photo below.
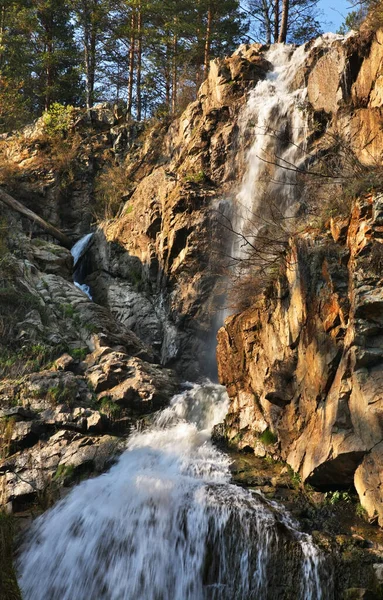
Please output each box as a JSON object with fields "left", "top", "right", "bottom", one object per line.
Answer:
{"left": 94, "top": 161, "right": 132, "bottom": 220}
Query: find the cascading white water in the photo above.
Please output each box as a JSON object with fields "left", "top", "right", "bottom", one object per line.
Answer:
{"left": 18, "top": 383, "right": 332, "bottom": 600}
{"left": 71, "top": 233, "right": 94, "bottom": 300}
{"left": 232, "top": 35, "right": 345, "bottom": 263}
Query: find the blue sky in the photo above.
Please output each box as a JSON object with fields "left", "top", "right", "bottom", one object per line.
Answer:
{"left": 318, "top": 0, "right": 353, "bottom": 32}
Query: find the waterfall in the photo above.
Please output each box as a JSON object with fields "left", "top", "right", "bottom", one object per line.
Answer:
{"left": 232, "top": 35, "right": 344, "bottom": 264}
{"left": 18, "top": 383, "right": 332, "bottom": 600}
{"left": 71, "top": 233, "right": 94, "bottom": 300}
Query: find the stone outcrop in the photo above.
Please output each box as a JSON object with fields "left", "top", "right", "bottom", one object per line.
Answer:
{"left": 0, "top": 206, "right": 178, "bottom": 510}
{"left": 217, "top": 193, "right": 383, "bottom": 526}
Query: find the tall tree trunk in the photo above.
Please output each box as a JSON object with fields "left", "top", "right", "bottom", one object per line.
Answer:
{"left": 278, "top": 0, "right": 289, "bottom": 43}
{"left": 204, "top": 2, "right": 212, "bottom": 79}
{"left": 127, "top": 7, "right": 136, "bottom": 118}
{"left": 83, "top": 3, "right": 93, "bottom": 111}
{"left": 88, "top": 18, "right": 96, "bottom": 108}
{"left": 44, "top": 13, "right": 54, "bottom": 110}
{"left": 273, "top": 0, "right": 280, "bottom": 43}
{"left": 136, "top": 2, "right": 142, "bottom": 121}
{"left": 262, "top": 0, "right": 271, "bottom": 44}
{"left": 172, "top": 33, "right": 177, "bottom": 114}
{"left": 165, "top": 41, "right": 171, "bottom": 110}
{"left": 0, "top": 3, "right": 7, "bottom": 73}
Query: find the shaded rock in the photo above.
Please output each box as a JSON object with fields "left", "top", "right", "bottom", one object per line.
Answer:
{"left": 104, "top": 358, "right": 179, "bottom": 413}
{"left": 0, "top": 407, "right": 36, "bottom": 421}
{"left": 0, "top": 431, "right": 124, "bottom": 511}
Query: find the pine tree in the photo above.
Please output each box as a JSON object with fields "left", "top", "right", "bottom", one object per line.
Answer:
{"left": 247, "top": 0, "right": 322, "bottom": 44}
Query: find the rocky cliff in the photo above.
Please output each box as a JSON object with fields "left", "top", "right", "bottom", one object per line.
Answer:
{"left": 2, "top": 23, "right": 383, "bottom": 530}
{"left": 216, "top": 27, "right": 383, "bottom": 528}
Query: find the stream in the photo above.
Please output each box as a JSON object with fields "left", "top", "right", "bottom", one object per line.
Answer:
{"left": 18, "top": 383, "right": 332, "bottom": 599}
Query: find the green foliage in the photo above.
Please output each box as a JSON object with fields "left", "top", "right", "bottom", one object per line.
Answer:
{"left": 0, "top": 343, "right": 57, "bottom": 378}
{"left": 288, "top": 466, "right": 301, "bottom": 487}
{"left": 43, "top": 103, "right": 75, "bottom": 136}
{"left": 337, "top": 10, "right": 367, "bottom": 34}
{"left": 46, "top": 382, "right": 77, "bottom": 407}
{"left": 53, "top": 464, "right": 75, "bottom": 483}
{"left": 325, "top": 490, "right": 352, "bottom": 505}
{"left": 0, "top": 512, "right": 22, "bottom": 600}
{"left": 355, "top": 503, "right": 368, "bottom": 520}
{"left": 69, "top": 347, "right": 89, "bottom": 361}
{"left": 99, "top": 397, "right": 121, "bottom": 419}
{"left": 61, "top": 303, "right": 75, "bottom": 318}
{"left": 0, "top": 76, "right": 31, "bottom": 133}
{"left": 84, "top": 322, "right": 99, "bottom": 334}
{"left": 259, "top": 428, "right": 277, "bottom": 446}
{"left": 184, "top": 170, "right": 206, "bottom": 184}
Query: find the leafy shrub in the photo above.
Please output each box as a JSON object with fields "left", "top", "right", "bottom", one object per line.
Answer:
{"left": 70, "top": 347, "right": 89, "bottom": 361}
{"left": 99, "top": 397, "right": 121, "bottom": 420}
{"left": 184, "top": 170, "right": 206, "bottom": 184}
{"left": 42, "top": 103, "right": 75, "bottom": 137}
{"left": 355, "top": 502, "right": 368, "bottom": 520}
{"left": 95, "top": 161, "right": 131, "bottom": 220}
{"left": 324, "top": 490, "right": 352, "bottom": 505}
{"left": 259, "top": 428, "right": 277, "bottom": 445}
{"left": 46, "top": 382, "right": 77, "bottom": 407}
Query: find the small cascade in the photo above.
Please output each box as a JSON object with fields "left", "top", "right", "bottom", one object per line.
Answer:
{"left": 18, "top": 383, "right": 332, "bottom": 600}
{"left": 71, "top": 233, "right": 94, "bottom": 300}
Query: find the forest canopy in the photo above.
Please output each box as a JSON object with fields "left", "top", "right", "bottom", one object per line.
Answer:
{"left": 0, "top": 0, "right": 373, "bottom": 130}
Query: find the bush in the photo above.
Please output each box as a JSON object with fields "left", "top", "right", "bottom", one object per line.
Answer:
{"left": 184, "top": 170, "right": 206, "bottom": 184}
{"left": 324, "top": 490, "right": 352, "bottom": 505}
{"left": 95, "top": 161, "right": 131, "bottom": 220}
{"left": 99, "top": 397, "right": 121, "bottom": 420}
{"left": 259, "top": 428, "right": 278, "bottom": 445}
{"left": 42, "top": 103, "right": 75, "bottom": 137}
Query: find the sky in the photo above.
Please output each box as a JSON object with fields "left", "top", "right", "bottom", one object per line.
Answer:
{"left": 318, "top": 0, "right": 354, "bottom": 32}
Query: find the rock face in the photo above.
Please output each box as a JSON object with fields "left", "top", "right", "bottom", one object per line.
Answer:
{"left": 217, "top": 193, "right": 383, "bottom": 525}
{"left": 82, "top": 48, "right": 271, "bottom": 378}
{"left": 0, "top": 206, "right": 178, "bottom": 510}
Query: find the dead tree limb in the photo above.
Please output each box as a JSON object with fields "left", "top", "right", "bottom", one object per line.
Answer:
{"left": 0, "top": 186, "right": 72, "bottom": 249}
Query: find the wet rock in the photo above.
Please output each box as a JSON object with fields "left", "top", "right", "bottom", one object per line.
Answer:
{"left": 0, "top": 431, "right": 124, "bottom": 510}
